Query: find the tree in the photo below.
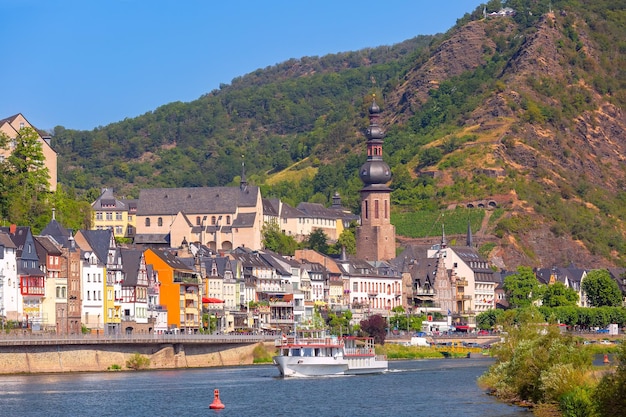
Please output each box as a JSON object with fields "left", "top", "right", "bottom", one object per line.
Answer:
{"left": 503, "top": 266, "right": 541, "bottom": 309}
{"left": 542, "top": 282, "right": 579, "bottom": 308}
{"left": 1, "top": 127, "right": 51, "bottom": 230}
{"left": 594, "top": 343, "right": 626, "bottom": 417}
{"left": 329, "top": 228, "right": 356, "bottom": 255}
{"left": 359, "top": 314, "right": 387, "bottom": 345}
{"left": 261, "top": 221, "right": 298, "bottom": 255}
{"left": 582, "top": 269, "right": 622, "bottom": 307}
{"left": 476, "top": 309, "right": 504, "bottom": 330}
{"left": 306, "top": 228, "right": 329, "bottom": 254}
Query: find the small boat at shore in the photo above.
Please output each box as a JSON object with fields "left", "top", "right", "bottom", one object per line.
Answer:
{"left": 273, "top": 329, "right": 388, "bottom": 377}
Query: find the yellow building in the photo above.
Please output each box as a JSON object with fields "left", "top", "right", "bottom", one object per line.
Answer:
{"left": 0, "top": 113, "right": 57, "bottom": 191}
{"left": 91, "top": 188, "right": 137, "bottom": 239}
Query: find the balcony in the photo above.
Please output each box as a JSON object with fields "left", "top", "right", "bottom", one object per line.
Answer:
{"left": 414, "top": 288, "right": 435, "bottom": 295}
{"left": 456, "top": 294, "right": 472, "bottom": 301}
{"left": 456, "top": 279, "right": 469, "bottom": 287}
{"left": 121, "top": 315, "right": 135, "bottom": 322}
{"left": 367, "top": 292, "right": 378, "bottom": 297}
{"left": 270, "top": 301, "right": 293, "bottom": 307}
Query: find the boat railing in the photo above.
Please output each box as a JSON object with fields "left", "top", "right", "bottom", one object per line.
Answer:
{"left": 275, "top": 336, "right": 343, "bottom": 346}
{"left": 344, "top": 347, "right": 375, "bottom": 356}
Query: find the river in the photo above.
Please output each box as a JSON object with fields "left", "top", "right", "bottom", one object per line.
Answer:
{"left": 0, "top": 358, "right": 529, "bottom": 416}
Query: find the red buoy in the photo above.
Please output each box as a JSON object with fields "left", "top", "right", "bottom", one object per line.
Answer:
{"left": 209, "top": 389, "right": 225, "bottom": 410}
{"left": 604, "top": 354, "right": 610, "bottom": 364}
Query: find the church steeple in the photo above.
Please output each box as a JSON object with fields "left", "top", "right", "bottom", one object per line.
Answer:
{"left": 240, "top": 156, "right": 248, "bottom": 191}
{"left": 356, "top": 95, "right": 396, "bottom": 261}
{"left": 359, "top": 96, "right": 391, "bottom": 189}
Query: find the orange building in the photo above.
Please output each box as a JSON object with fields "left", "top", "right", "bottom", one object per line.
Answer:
{"left": 144, "top": 248, "right": 202, "bottom": 333}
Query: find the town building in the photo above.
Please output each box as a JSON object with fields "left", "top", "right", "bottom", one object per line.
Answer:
{"left": 0, "top": 113, "right": 57, "bottom": 191}
{"left": 0, "top": 231, "right": 18, "bottom": 326}
{"left": 91, "top": 188, "right": 137, "bottom": 239}
{"left": 144, "top": 248, "right": 202, "bottom": 333}
{"left": 33, "top": 235, "right": 63, "bottom": 331}
{"left": 1, "top": 225, "right": 42, "bottom": 329}
{"left": 134, "top": 181, "right": 264, "bottom": 251}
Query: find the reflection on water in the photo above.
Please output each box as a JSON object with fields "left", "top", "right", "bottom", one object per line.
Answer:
{"left": 0, "top": 359, "right": 529, "bottom": 417}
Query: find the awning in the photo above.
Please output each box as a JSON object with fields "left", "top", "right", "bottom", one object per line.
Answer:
{"left": 455, "top": 325, "right": 469, "bottom": 332}
{"left": 202, "top": 297, "right": 224, "bottom": 304}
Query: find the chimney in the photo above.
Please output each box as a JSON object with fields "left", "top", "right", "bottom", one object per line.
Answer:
{"left": 9, "top": 224, "right": 16, "bottom": 235}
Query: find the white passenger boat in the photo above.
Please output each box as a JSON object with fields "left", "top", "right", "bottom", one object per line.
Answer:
{"left": 273, "top": 330, "right": 388, "bottom": 377}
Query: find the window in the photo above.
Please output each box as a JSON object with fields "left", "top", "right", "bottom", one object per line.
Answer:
{"left": 145, "top": 218, "right": 151, "bottom": 227}
{"left": 374, "top": 199, "right": 379, "bottom": 219}
{"left": 196, "top": 216, "right": 201, "bottom": 225}
{"left": 226, "top": 215, "right": 231, "bottom": 225}
{"left": 211, "top": 216, "right": 216, "bottom": 225}
{"left": 116, "top": 212, "right": 123, "bottom": 220}
{"left": 115, "top": 226, "right": 123, "bottom": 235}
{"left": 96, "top": 212, "right": 103, "bottom": 220}
{"left": 364, "top": 201, "right": 368, "bottom": 219}
{"left": 157, "top": 217, "right": 163, "bottom": 226}
{"left": 106, "top": 212, "right": 113, "bottom": 220}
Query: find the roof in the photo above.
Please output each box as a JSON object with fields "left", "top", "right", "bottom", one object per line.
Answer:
{"left": 33, "top": 235, "right": 62, "bottom": 263}
{"left": 0, "top": 226, "right": 32, "bottom": 257}
{"left": 134, "top": 234, "right": 170, "bottom": 244}
{"left": 232, "top": 212, "right": 256, "bottom": 228}
{"left": 297, "top": 202, "right": 358, "bottom": 222}
{"left": 91, "top": 188, "right": 131, "bottom": 211}
{"left": 262, "top": 198, "right": 280, "bottom": 217}
{"left": 0, "top": 231, "right": 17, "bottom": 249}
{"left": 148, "top": 248, "right": 196, "bottom": 271}
{"left": 78, "top": 229, "right": 113, "bottom": 263}
{"left": 137, "top": 186, "right": 260, "bottom": 216}
{"left": 40, "top": 219, "right": 71, "bottom": 248}
{"left": 121, "top": 249, "right": 143, "bottom": 286}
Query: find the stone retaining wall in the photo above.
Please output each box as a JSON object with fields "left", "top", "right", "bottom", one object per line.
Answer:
{"left": 0, "top": 342, "right": 275, "bottom": 374}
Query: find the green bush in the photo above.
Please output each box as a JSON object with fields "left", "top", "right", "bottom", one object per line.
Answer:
{"left": 126, "top": 353, "right": 150, "bottom": 370}
{"left": 560, "top": 386, "right": 597, "bottom": 417}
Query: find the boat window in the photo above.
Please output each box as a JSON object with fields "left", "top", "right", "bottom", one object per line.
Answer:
{"left": 303, "top": 348, "right": 312, "bottom": 357}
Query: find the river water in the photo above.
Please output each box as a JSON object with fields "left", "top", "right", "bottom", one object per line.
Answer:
{"left": 0, "top": 358, "right": 529, "bottom": 417}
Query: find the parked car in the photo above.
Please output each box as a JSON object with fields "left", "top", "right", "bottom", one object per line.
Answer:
{"left": 477, "top": 330, "right": 489, "bottom": 335}
{"left": 597, "top": 328, "right": 610, "bottom": 334}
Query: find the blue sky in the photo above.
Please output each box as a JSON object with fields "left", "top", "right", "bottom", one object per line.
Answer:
{"left": 1, "top": 0, "right": 481, "bottom": 131}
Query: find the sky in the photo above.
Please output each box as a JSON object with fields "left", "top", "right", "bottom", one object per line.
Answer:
{"left": 1, "top": 0, "right": 481, "bottom": 132}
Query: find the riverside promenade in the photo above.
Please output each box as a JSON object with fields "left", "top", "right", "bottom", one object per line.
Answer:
{"left": 0, "top": 332, "right": 276, "bottom": 347}
{"left": 0, "top": 333, "right": 277, "bottom": 374}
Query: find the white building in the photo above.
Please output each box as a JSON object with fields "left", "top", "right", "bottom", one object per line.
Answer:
{"left": 0, "top": 232, "right": 18, "bottom": 324}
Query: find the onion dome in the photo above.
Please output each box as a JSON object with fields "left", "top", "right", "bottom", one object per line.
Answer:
{"left": 359, "top": 97, "right": 391, "bottom": 188}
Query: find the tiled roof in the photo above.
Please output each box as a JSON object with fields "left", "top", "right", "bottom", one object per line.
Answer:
{"left": 0, "top": 231, "right": 17, "bottom": 249}
{"left": 149, "top": 249, "right": 195, "bottom": 271}
{"left": 78, "top": 229, "right": 113, "bottom": 263}
{"left": 137, "top": 186, "right": 259, "bottom": 216}
{"left": 121, "top": 249, "right": 143, "bottom": 286}
{"left": 134, "top": 233, "right": 170, "bottom": 244}
{"left": 232, "top": 212, "right": 256, "bottom": 228}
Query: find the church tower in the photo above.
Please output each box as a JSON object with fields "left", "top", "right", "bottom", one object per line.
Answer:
{"left": 356, "top": 96, "right": 396, "bottom": 261}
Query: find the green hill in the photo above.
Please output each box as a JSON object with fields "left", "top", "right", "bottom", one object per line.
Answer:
{"left": 48, "top": 0, "right": 626, "bottom": 268}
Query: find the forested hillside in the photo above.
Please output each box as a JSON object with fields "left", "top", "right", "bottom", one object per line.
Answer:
{"left": 49, "top": 0, "right": 626, "bottom": 268}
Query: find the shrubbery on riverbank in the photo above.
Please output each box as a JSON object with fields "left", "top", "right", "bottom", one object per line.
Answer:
{"left": 377, "top": 344, "right": 447, "bottom": 359}
{"left": 478, "top": 306, "right": 626, "bottom": 417}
